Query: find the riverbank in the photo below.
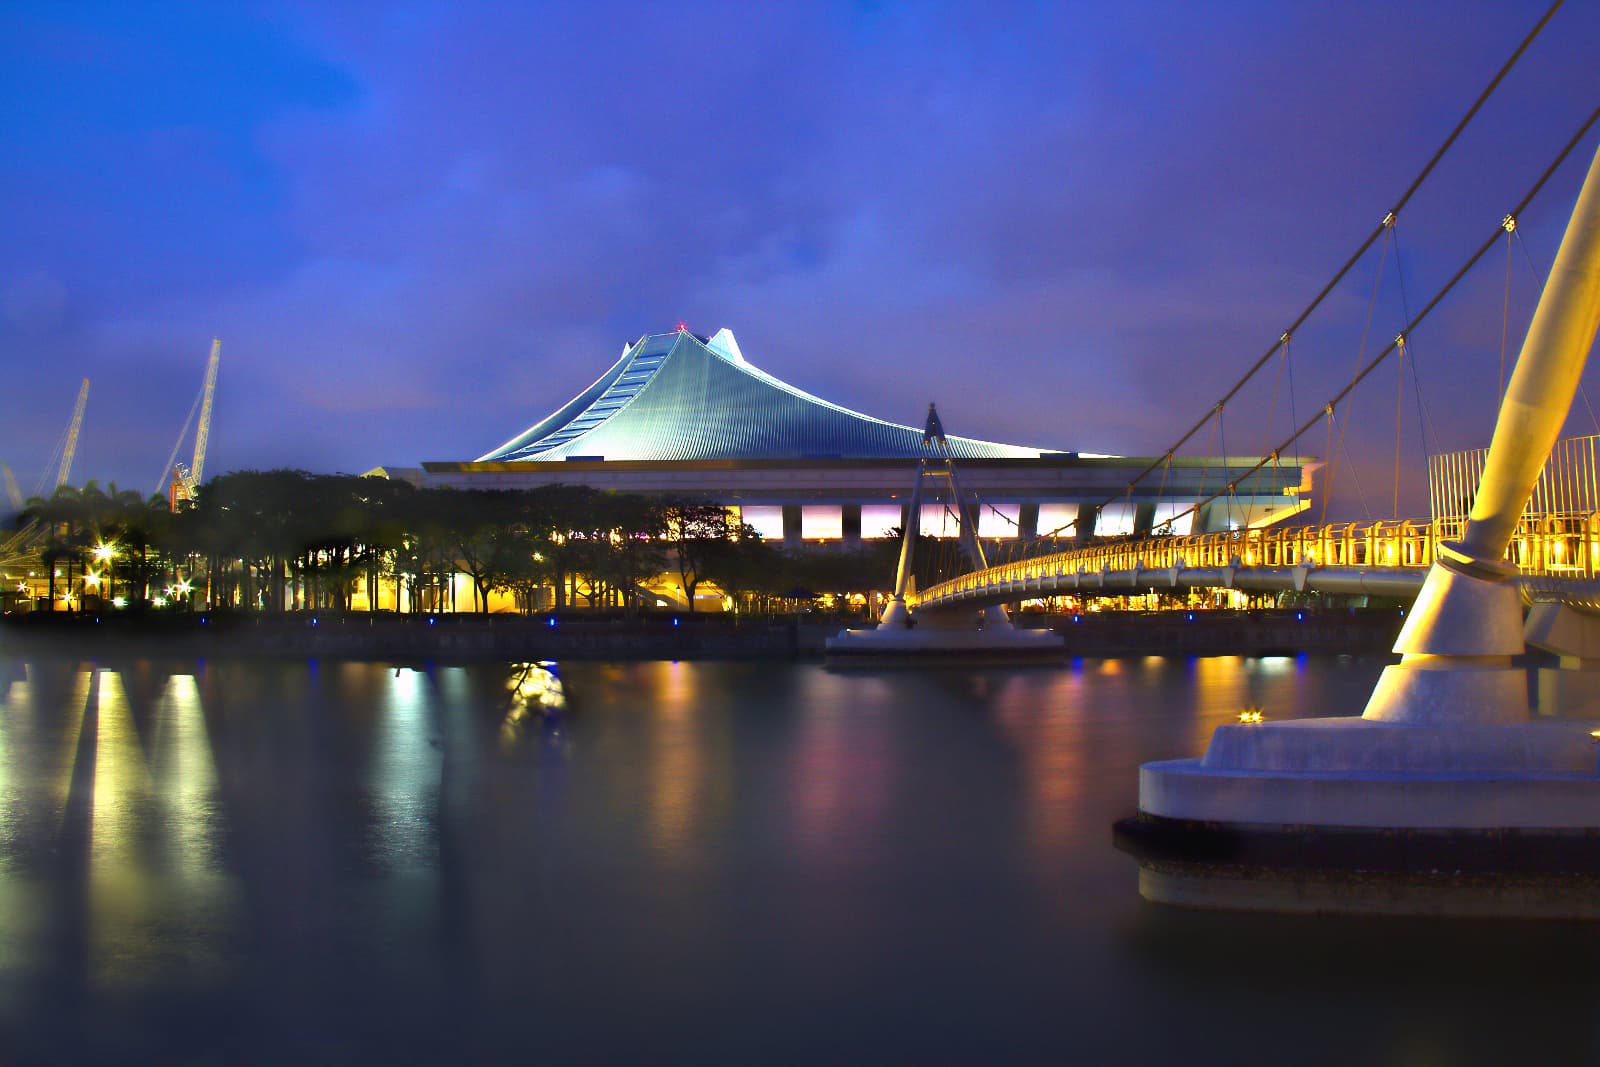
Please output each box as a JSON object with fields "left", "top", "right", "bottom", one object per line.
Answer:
{"left": 0, "top": 608, "right": 1407, "bottom": 661}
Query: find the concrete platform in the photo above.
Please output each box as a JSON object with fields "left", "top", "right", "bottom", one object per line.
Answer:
{"left": 1141, "top": 717, "right": 1600, "bottom": 828}
{"left": 824, "top": 624, "right": 1065, "bottom": 659}
{"left": 1123, "top": 715, "right": 1600, "bottom": 916}
{"left": 1115, "top": 812, "right": 1600, "bottom": 918}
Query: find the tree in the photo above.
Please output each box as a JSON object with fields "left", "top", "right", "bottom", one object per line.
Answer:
{"left": 698, "top": 521, "right": 774, "bottom": 613}
{"left": 663, "top": 501, "right": 733, "bottom": 612}
{"left": 23, "top": 484, "right": 90, "bottom": 610}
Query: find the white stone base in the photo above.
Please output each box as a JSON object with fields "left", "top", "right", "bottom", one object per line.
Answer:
{"left": 1136, "top": 864, "right": 1600, "bottom": 919}
{"left": 1538, "top": 667, "right": 1600, "bottom": 719}
{"left": 1140, "top": 716, "right": 1600, "bottom": 829}
{"left": 1361, "top": 661, "right": 1529, "bottom": 725}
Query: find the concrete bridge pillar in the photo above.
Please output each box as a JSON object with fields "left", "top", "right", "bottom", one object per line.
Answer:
{"left": 1077, "top": 506, "right": 1098, "bottom": 541}
{"left": 782, "top": 504, "right": 802, "bottom": 548}
{"left": 1526, "top": 600, "right": 1600, "bottom": 718}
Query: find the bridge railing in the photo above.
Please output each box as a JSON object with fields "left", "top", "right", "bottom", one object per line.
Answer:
{"left": 913, "top": 511, "right": 1600, "bottom": 606}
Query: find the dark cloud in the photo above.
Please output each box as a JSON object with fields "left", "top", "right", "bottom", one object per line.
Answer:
{"left": 0, "top": 0, "right": 1596, "bottom": 517}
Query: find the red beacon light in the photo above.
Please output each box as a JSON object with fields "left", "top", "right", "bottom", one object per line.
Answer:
{"left": 676, "top": 321, "right": 688, "bottom": 332}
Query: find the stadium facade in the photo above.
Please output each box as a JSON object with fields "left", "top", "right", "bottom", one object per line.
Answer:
{"left": 398, "top": 326, "right": 1310, "bottom": 548}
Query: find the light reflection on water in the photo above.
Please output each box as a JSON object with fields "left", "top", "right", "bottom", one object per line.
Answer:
{"left": 371, "top": 665, "right": 439, "bottom": 871}
{"left": 0, "top": 651, "right": 1596, "bottom": 1064}
{"left": 648, "top": 661, "right": 707, "bottom": 866}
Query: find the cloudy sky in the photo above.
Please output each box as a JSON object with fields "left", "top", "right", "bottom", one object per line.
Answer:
{"left": 2, "top": 1, "right": 1598, "bottom": 514}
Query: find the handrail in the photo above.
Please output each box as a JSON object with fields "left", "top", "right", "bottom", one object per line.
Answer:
{"left": 912, "top": 511, "right": 1600, "bottom": 607}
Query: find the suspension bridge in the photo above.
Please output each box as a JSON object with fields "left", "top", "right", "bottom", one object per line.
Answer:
{"left": 910, "top": 438, "right": 1600, "bottom": 613}
{"left": 833, "top": 1, "right": 1600, "bottom": 660}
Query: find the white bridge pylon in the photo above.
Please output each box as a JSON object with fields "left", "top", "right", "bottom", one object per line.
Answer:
{"left": 827, "top": 404, "right": 1065, "bottom": 656}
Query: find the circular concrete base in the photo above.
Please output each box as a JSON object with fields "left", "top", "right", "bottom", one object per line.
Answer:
{"left": 1124, "top": 713, "right": 1600, "bottom": 917}
{"left": 1115, "top": 813, "right": 1600, "bottom": 919}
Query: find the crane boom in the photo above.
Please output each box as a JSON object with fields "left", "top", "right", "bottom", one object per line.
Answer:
{"left": 55, "top": 379, "right": 89, "bottom": 489}
{"left": 0, "top": 463, "right": 20, "bottom": 511}
{"left": 191, "top": 339, "right": 220, "bottom": 486}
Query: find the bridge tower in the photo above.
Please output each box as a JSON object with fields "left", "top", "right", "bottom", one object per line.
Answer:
{"left": 1119, "top": 140, "right": 1600, "bottom": 917}
{"left": 828, "top": 404, "right": 1064, "bottom": 657}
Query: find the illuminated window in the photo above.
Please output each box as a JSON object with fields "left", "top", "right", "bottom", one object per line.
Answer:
{"left": 919, "top": 504, "right": 960, "bottom": 537}
{"left": 977, "top": 503, "right": 1021, "bottom": 539}
{"left": 861, "top": 504, "right": 903, "bottom": 539}
{"left": 1097, "top": 504, "right": 1136, "bottom": 537}
{"left": 801, "top": 505, "right": 842, "bottom": 541}
{"left": 1037, "top": 503, "right": 1080, "bottom": 538}
{"left": 740, "top": 506, "right": 784, "bottom": 541}
{"left": 1153, "top": 503, "right": 1194, "bottom": 536}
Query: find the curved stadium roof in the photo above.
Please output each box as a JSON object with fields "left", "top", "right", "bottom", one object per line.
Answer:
{"left": 479, "top": 328, "right": 1065, "bottom": 462}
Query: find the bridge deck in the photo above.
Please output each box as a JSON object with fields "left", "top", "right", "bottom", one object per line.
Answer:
{"left": 913, "top": 514, "right": 1600, "bottom": 611}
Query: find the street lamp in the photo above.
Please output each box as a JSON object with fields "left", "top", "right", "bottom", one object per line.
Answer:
{"left": 93, "top": 543, "right": 116, "bottom": 605}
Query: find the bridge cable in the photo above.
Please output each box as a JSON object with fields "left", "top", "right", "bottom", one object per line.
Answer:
{"left": 1218, "top": 403, "right": 1237, "bottom": 530}
{"left": 1260, "top": 339, "right": 1288, "bottom": 502}
{"left": 1389, "top": 232, "right": 1408, "bottom": 518}
{"left": 1395, "top": 334, "right": 1406, "bottom": 518}
{"left": 1148, "top": 102, "right": 1600, "bottom": 536}
{"left": 1286, "top": 336, "right": 1301, "bottom": 511}
{"left": 1325, "top": 224, "right": 1394, "bottom": 524}
{"left": 981, "top": 23, "right": 1577, "bottom": 579}
{"left": 1391, "top": 226, "right": 1442, "bottom": 459}
{"left": 1092, "top": 0, "right": 1564, "bottom": 517}
{"left": 1155, "top": 449, "right": 1174, "bottom": 532}
{"left": 1500, "top": 222, "right": 1515, "bottom": 400}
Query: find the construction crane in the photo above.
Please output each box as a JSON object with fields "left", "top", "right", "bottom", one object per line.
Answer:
{"left": 166, "top": 339, "right": 221, "bottom": 508}
{"left": 55, "top": 378, "right": 89, "bottom": 490}
{"left": 2, "top": 379, "right": 91, "bottom": 571}
{"left": 0, "top": 463, "right": 20, "bottom": 512}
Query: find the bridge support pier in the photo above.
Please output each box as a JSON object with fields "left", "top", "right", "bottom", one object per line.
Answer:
{"left": 1527, "top": 601, "right": 1600, "bottom": 718}
{"left": 1360, "top": 562, "right": 1528, "bottom": 725}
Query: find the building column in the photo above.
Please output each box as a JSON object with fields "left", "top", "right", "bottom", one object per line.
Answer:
{"left": 841, "top": 504, "right": 862, "bottom": 547}
{"left": 1017, "top": 502, "right": 1039, "bottom": 540}
{"left": 782, "top": 504, "right": 803, "bottom": 547}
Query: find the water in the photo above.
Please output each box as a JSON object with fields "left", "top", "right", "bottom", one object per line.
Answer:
{"left": 0, "top": 650, "right": 1597, "bottom": 1065}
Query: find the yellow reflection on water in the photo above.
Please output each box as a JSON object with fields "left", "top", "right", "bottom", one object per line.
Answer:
{"left": 88, "top": 669, "right": 156, "bottom": 988}
{"left": 0, "top": 669, "right": 11, "bottom": 864}
{"left": 500, "top": 662, "right": 566, "bottom": 747}
{"left": 648, "top": 662, "right": 706, "bottom": 866}
{"left": 154, "top": 675, "right": 220, "bottom": 876}
{"left": 76, "top": 670, "right": 236, "bottom": 990}
{"left": 1189, "top": 655, "right": 1251, "bottom": 752}
{"left": 53, "top": 670, "right": 93, "bottom": 828}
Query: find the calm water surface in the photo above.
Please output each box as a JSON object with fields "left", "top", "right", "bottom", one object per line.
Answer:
{"left": 0, "top": 649, "right": 1596, "bottom": 1065}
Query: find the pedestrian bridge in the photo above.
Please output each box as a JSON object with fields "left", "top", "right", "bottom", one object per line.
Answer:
{"left": 910, "top": 512, "right": 1600, "bottom": 613}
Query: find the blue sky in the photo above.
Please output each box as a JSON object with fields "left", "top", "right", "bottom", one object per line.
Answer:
{"left": 2, "top": 1, "right": 1598, "bottom": 514}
